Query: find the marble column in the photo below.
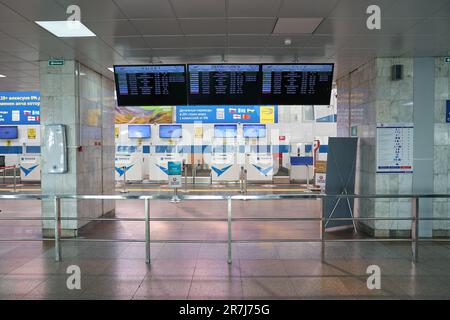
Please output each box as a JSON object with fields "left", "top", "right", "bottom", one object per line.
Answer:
{"left": 40, "top": 60, "right": 115, "bottom": 237}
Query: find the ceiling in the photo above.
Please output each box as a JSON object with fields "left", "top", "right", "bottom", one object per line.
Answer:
{"left": 0, "top": 0, "right": 450, "bottom": 91}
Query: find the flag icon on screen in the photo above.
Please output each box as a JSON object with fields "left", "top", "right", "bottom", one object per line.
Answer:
{"left": 229, "top": 108, "right": 237, "bottom": 114}
{"left": 233, "top": 114, "right": 241, "bottom": 119}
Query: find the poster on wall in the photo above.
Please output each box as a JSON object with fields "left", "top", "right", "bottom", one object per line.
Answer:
{"left": 175, "top": 105, "right": 278, "bottom": 124}
{"left": 376, "top": 123, "right": 414, "bottom": 174}
{"left": 115, "top": 106, "right": 173, "bottom": 124}
{"left": 0, "top": 92, "right": 40, "bottom": 125}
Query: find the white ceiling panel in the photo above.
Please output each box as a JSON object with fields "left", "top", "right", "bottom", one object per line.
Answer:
{"left": 55, "top": 0, "right": 126, "bottom": 21}
{"left": 279, "top": 0, "right": 339, "bottom": 18}
{"left": 389, "top": 0, "right": 450, "bottom": 18}
{"left": 228, "top": 18, "right": 277, "bottom": 34}
{"left": 171, "top": 0, "right": 226, "bottom": 18}
{"left": 227, "top": 0, "right": 282, "bottom": 17}
{"left": 144, "top": 36, "right": 188, "bottom": 48}
{"left": 228, "top": 35, "right": 269, "bottom": 47}
{"left": 314, "top": 18, "right": 423, "bottom": 35}
{"left": 84, "top": 20, "right": 138, "bottom": 37}
{"left": 185, "top": 35, "right": 227, "bottom": 47}
{"left": 0, "top": 21, "right": 48, "bottom": 39}
{"left": 180, "top": 18, "right": 226, "bottom": 34}
{"left": 0, "top": 3, "right": 27, "bottom": 22}
{"left": 0, "top": 0, "right": 67, "bottom": 20}
{"left": 114, "top": 0, "right": 175, "bottom": 19}
{"left": 273, "top": 18, "right": 323, "bottom": 34}
{"left": 267, "top": 35, "right": 312, "bottom": 47}
{"left": 131, "top": 19, "right": 182, "bottom": 35}
{"left": 101, "top": 36, "right": 149, "bottom": 50}
{"left": 327, "top": 0, "right": 397, "bottom": 18}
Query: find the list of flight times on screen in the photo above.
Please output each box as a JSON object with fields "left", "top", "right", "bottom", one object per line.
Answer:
{"left": 188, "top": 64, "right": 261, "bottom": 105}
{"left": 114, "top": 65, "right": 187, "bottom": 106}
{"left": 261, "top": 64, "right": 334, "bottom": 105}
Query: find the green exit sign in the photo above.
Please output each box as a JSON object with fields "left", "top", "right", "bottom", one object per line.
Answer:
{"left": 48, "top": 59, "right": 65, "bottom": 66}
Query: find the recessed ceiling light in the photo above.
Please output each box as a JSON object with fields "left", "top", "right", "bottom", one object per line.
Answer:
{"left": 35, "top": 21, "right": 96, "bottom": 38}
{"left": 108, "top": 67, "right": 114, "bottom": 72}
{"left": 0, "top": 74, "right": 6, "bottom": 78}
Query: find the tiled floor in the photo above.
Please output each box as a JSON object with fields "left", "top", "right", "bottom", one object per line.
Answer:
{"left": 0, "top": 198, "right": 450, "bottom": 299}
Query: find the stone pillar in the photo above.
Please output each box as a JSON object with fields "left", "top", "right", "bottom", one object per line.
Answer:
{"left": 40, "top": 60, "right": 115, "bottom": 237}
{"left": 337, "top": 57, "right": 450, "bottom": 237}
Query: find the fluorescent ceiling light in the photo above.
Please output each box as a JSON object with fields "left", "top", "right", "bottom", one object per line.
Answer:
{"left": 0, "top": 74, "right": 6, "bottom": 78}
{"left": 108, "top": 67, "right": 114, "bottom": 72}
{"left": 35, "top": 21, "right": 96, "bottom": 37}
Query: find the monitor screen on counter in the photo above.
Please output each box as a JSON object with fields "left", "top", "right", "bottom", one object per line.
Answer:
{"left": 243, "top": 124, "right": 266, "bottom": 138}
{"left": 214, "top": 124, "right": 238, "bottom": 138}
{"left": 128, "top": 125, "right": 151, "bottom": 139}
{"left": 0, "top": 126, "right": 18, "bottom": 139}
{"left": 159, "top": 125, "right": 182, "bottom": 139}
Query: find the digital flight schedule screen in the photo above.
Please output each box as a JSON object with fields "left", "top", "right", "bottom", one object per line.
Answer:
{"left": 188, "top": 64, "right": 261, "bottom": 105}
{"left": 114, "top": 65, "right": 187, "bottom": 106}
{"left": 261, "top": 64, "right": 334, "bottom": 105}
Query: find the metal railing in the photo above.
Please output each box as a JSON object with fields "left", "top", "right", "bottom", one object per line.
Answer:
{"left": 0, "top": 165, "right": 19, "bottom": 192}
{"left": 0, "top": 193, "right": 450, "bottom": 264}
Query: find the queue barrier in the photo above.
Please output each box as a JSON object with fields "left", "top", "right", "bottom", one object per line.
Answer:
{"left": 0, "top": 165, "right": 19, "bottom": 192}
{"left": 0, "top": 193, "right": 450, "bottom": 264}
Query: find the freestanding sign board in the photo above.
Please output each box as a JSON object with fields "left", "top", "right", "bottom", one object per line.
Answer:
{"left": 168, "top": 161, "right": 182, "bottom": 188}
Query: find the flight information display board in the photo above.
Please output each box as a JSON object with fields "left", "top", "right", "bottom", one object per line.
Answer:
{"left": 114, "top": 65, "right": 187, "bottom": 106}
{"left": 261, "top": 64, "right": 334, "bottom": 105}
{"left": 188, "top": 64, "right": 261, "bottom": 105}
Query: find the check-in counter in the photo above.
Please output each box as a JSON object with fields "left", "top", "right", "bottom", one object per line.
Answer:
{"left": 149, "top": 153, "right": 183, "bottom": 182}
{"left": 210, "top": 150, "right": 239, "bottom": 182}
{"left": 289, "top": 156, "right": 314, "bottom": 183}
{"left": 115, "top": 153, "right": 143, "bottom": 181}
{"left": 19, "top": 155, "right": 41, "bottom": 181}
{"left": 246, "top": 153, "right": 274, "bottom": 182}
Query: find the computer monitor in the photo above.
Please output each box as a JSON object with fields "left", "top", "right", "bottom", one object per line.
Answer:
{"left": 214, "top": 124, "right": 238, "bottom": 138}
{"left": 243, "top": 124, "right": 266, "bottom": 138}
{"left": 0, "top": 126, "right": 18, "bottom": 139}
{"left": 159, "top": 125, "right": 182, "bottom": 139}
{"left": 128, "top": 125, "right": 151, "bottom": 139}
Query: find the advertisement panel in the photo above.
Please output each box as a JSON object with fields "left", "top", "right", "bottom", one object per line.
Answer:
{"left": 175, "top": 105, "right": 278, "bottom": 124}
{"left": 0, "top": 92, "right": 40, "bottom": 125}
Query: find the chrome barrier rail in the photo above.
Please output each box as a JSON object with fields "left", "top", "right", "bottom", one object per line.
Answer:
{"left": 0, "top": 193, "right": 450, "bottom": 264}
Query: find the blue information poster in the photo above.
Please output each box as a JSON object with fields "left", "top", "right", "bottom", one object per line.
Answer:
{"left": 0, "top": 92, "right": 40, "bottom": 125}
{"left": 175, "top": 105, "right": 278, "bottom": 124}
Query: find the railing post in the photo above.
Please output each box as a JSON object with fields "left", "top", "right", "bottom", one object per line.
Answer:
{"left": 144, "top": 198, "right": 151, "bottom": 264}
{"left": 320, "top": 198, "right": 325, "bottom": 261}
{"left": 411, "top": 197, "right": 419, "bottom": 263}
{"left": 227, "top": 197, "right": 232, "bottom": 264}
{"left": 13, "top": 165, "right": 16, "bottom": 192}
{"left": 54, "top": 196, "right": 61, "bottom": 262}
